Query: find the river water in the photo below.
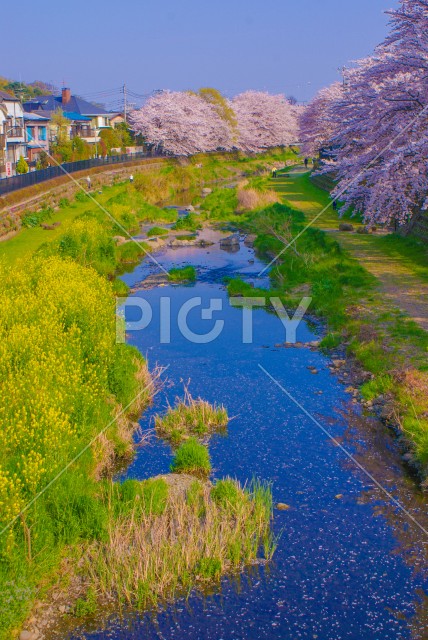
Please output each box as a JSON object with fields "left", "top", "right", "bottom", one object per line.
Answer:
{"left": 69, "top": 231, "right": 428, "bottom": 640}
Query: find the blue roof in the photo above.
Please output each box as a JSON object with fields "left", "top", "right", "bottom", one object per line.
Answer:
{"left": 23, "top": 93, "right": 110, "bottom": 116}
{"left": 63, "top": 111, "right": 91, "bottom": 121}
{"left": 24, "top": 112, "right": 50, "bottom": 121}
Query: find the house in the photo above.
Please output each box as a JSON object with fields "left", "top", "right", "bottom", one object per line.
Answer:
{"left": 24, "top": 88, "right": 112, "bottom": 148}
{"left": 24, "top": 112, "right": 50, "bottom": 163}
{"left": 109, "top": 112, "right": 126, "bottom": 127}
{"left": 0, "top": 102, "right": 6, "bottom": 173}
{"left": 0, "top": 89, "right": 27, "bottom": 174}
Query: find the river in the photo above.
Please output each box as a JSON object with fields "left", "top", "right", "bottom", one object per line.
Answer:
{"left": 69, "top": 230, "right": 428, "bottom": 639}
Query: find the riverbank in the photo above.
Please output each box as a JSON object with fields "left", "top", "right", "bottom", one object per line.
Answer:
{"left": 0, "top": 149, "right": 294, "bottom": 639}
{"left": 263, "top": 168, "right": 428, "bottom": 480}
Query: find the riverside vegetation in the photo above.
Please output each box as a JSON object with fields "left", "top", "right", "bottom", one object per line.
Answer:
{"left": 216, "top": 168, "right": 428, "bottom": 479}
{"left": 0, "top": 150, "right": 295, "bottom": 638}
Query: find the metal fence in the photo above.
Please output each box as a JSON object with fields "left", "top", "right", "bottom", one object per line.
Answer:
{"left": 0, "top": 152, "right": 156, "bottom": 196}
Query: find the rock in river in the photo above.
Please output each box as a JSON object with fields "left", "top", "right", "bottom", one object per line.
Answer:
{"left": 220, "top": 234, "right": 240, "bottom": 248}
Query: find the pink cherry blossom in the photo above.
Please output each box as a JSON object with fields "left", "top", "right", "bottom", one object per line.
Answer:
{"left": 130, "top": 90, "right": 233, "bottom": 156}
{"left": 232, "top": 91, "right": 298, "bottom": 153}
{"left": 310, "top": 0, "right": 428, "bottom": 226}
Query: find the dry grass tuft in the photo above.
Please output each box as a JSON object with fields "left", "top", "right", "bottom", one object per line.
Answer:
{"left": 84, "top": 477, "right": 274, "bottom": 609}
{"left": 155, "top": 388, "right": 228, "bottom": 445}
{"left": 237, "top": 181, "right": 280, "bottom": 212}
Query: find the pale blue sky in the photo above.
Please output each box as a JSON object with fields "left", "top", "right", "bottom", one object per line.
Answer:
{"left": 7, "top": 0, "right": 398, "bottom": 104}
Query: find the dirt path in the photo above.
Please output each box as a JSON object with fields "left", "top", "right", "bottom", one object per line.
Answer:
{"left": 273, "top": 168, "right": 428, "bottom": 332}
{"left": 333, "top": 232, "right": 428, "bottom": 332}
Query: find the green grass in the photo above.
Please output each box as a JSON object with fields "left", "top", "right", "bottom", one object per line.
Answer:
{"left": 273, "top": 170, "right": 358, "bottom": 229}
{"left": 168, "top": 265, "right": 197, "bottom": 282}
{"left": 372, "top": 234, "right": 428, "bottom": 283}
{"left": 200, "top": 188, "right": 238, "bottom": 219}
{"left": 155, "top": 392, "right": 228, "bottom": 444}
{"left": 172, "top": 213, "right": 202, "bottom": 232}
{"left": 170, "top": 438, "right": 212, "bottom": 477}
{"left": 0, "top": 205, "right": 83, "bottom": 265}
{"left": 147, "top": 226, "right": 169, "bottom": 237}
{"left": 360, "top": 375, "right": 395, "bottom": 401}
{"left": 211, "top": 478, "right": 242, "bottom": 508}
{"left": 110, "top": 478, "right": 169, "bottom": 517}
{"left": 264, "top": 167, "right": 428, "bottom": 471}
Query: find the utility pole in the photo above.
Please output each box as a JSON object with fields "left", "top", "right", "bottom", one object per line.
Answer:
{"left": 123, "top": 84, "right": 127, "bottom": 123}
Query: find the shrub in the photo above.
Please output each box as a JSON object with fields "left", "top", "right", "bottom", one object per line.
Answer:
{"left": 16, "top": 156, "right": 29, "bottom": 174}
{"left": 200, "top": 188, "right": 238, "bottom": 219}
{"left": 21, "top": 207, "right": 53, "bottom": 228}
{"left": 168, "top": 266, "right": 197, "bottom": 282}
{"left": 116, "top": 240, "right": 149, "bottom": 264}
{"left": 75, "top": 190, "right": 89, "bottom": 202}
{"left": 170, "top": 438, "right": 211, "bottom": 477}
{"left": 173, "top": 213, "right": 201, "bottom": 231}
{"left": 52, "top": 219, "right": 117, "bottom": 276}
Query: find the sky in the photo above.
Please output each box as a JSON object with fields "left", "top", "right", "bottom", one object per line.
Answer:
{"left": 5, "top": 0, "right": 399, "bottom": 106}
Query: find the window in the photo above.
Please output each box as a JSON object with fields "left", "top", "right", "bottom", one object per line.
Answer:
{"left": 26, "top": 127, "right": 34, "bottom": 141}
{"left": 39, "top": 127, "right": 47, "bottom": 141}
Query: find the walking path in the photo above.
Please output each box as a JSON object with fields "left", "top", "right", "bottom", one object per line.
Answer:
{"left": 273, "top": 167, "right": 428, "bottom": 332}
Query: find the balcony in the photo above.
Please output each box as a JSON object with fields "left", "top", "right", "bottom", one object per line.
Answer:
{"left": 70, "top": 127, "right": 96, "bottom": 139}
{"left": 7, "top": 127, "right": 24, "bottom": 140}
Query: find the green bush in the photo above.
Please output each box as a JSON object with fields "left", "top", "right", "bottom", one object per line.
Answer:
{"left": 112, "top": 278, "right": 130, "bottom": 297}
{"left": 170, "top": 438, "right": 211, "bottom": 477}
{"left": 16, "top": 156, "right": 29, "bottom": 174}
{"left": 168, "top": 266, "right": 196, "bottom": 282}
{"left": 21, "top": 207, "right": 53, "bottom": 228}
{"left": 147, "top": 226, "right": 169, "bottom": 237}
{"left": 200, "top": 188, "right": 238, "bottom": 220}
{"left": 75, "top": 190, "right": 89, "bottom": 202}
{"left": 116, "top": 240, "right": 149, "bottom": 264}
{"left": 173, "top": 213, "right": 201, "bottom": 232}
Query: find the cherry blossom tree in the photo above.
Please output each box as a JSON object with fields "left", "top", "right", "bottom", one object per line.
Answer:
{"left": 319, "top": 0, "right": 428, "bottom": 225}
{"left": 130, "top": 90, "right": 233, "bottom": 156}
{"left": 232, "top": 91, "right": 299, "bottom": 153}
{"left": 299, "top": 82, "right": 343, "bottom": 157}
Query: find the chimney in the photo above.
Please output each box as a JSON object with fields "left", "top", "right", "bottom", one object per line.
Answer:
{"left": 62, "top": 87, "right": 71, "bottom": 105}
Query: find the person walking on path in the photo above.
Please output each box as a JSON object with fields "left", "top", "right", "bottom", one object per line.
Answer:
{"left": 129, "top": 174, "right": 134, "bottom": 184}
{"left": 304, "top": 158, "right": 309, "bottom": 169}
{"left": 271, "top": 167, "right": 277, "bottom": 179}
{"left": 85, "top": 176, "right": 91, "bottom": 190}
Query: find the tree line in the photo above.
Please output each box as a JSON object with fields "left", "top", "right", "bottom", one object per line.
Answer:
{"left": 300, "top": 0, "right": 428, "bottom": 227}
{"left": 130, "top": 88, "right": 300, "bottom": 156}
